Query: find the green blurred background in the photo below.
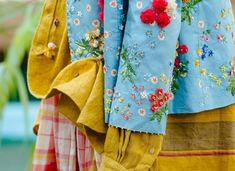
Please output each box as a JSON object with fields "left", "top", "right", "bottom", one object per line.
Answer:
{"left": 0, "top": 0, "right": 42, "bottom": 170}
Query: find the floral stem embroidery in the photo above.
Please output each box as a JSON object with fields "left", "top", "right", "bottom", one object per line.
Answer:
{"left": 149, "top": 88, "right": 172, "bottom": 123}
{"left": 181, "top": 0, "right": 202, "bottom": 25}
{"left": 227, "top": 76, "right": 235, "bottom": 96}
{"left": 75, "top": 27, "right": 104, "bottom": 59}
{"left": 120, "top": 47, "right": 136, "bottom": 84}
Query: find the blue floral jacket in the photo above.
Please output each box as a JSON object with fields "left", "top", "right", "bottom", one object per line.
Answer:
{"left": 67, "top": 0, "right": 235, "bottom": 134}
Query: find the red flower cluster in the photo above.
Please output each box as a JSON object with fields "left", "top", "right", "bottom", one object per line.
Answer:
{"left": 98, "top": 0, "right": 104, "bottom": 23}
{"left": 149, "top": 88, "right": 172, "bottom": 113}
{"left": 140, "top": 0, "right": 171, "bottom": 28}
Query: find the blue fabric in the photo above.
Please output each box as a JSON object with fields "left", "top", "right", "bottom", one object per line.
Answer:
{"left": 66, "top": 0, "right": 235, "bottom": 134}
{"left": 169, "top": 0, "right": 235, "bottom": 114}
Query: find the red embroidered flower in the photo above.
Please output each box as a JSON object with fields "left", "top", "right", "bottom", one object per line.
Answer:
{"left": 152, "top": 0, "right": 168, "bottom": 14}
{"left": 179, "top": 44, "right": 189, "bottom": 54}
{"left": 149, "top": 88, "right": 172, "bottom": 113}
{"left": 155, "top": 12, "right": 171, "bottom": 28}
{"left": 151, "top": 104, "right": 159, "bottom": 112}
{"left": 163, "top": 92, "right": 172, "bottom": 101}
{"left": 155, "top": 88, "right": 164, "bottom": 97}
{"left": 140, "top": 9, "right": 156, "bottom": 24}
{"left": 157, "top": 99, "right": 165, "bottom": 107}
{"left": 174, "top": 58, "right": 180, "bottom": 67}
{"left": 150, "top": 94, "right": 157, "bottom": 102}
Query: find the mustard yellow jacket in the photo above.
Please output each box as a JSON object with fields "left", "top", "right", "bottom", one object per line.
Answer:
{"left": 27, "top": 0, "right": 107, "bottom": 153}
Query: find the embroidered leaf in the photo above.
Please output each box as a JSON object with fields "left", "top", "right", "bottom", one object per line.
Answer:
{"left": 227, "top": 76, "right": 235, "bottom": 96}
{"left": 150, "top": 104, "right": 169, "bottom": 123}
{"left": 120, "top": 47, "right": 136, "bottom": 84}
{"left": 181, "top": 0, "right": 202, "bottom": 25}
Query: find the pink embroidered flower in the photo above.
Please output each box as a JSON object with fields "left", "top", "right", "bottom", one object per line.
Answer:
{"left": 140, "top": 85, "right": 145, "bottom": 91}
{"left": 132, "top": 85, "right": 138, "bottom": 91}
{"left": 140, "top": 9, "right": 156, "bottom": 24}
{"left": 230, "top": 67, "right": 235, "bottom": 76}
{"left": 130, "top": 93, "right": 136, "bottom": 99}
{"left": 152, "top": 0, "right": 168, "bottom": 14}
{"left": 155, "top": 12, "right": 171, "bottom": 28}
{"left": 217, "top": 34, "right": 223, "bottom": 41}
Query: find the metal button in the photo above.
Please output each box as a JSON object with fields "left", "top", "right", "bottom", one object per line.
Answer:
{"left": 47, "top": 42, "right": 57, "bottom": 50}
{"left": 149, "top": 148, "right": 155, "bottom": 155}
{"left": 53, "top": 18, "right": 60, "bottom": 27}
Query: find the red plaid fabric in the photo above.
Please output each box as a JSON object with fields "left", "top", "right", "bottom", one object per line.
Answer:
{"left": 32, "top": 96, "right": 102, "bottom": 171}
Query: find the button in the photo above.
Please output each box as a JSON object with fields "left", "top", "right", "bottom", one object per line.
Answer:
{"left": 53, "top": 18, "right": 59, "bottom": 27}
{"left": 149, "top": 148, "right": 155, "bottom": 155}
{"left": 47, "top": 42, "right": 57, "bottom": 50}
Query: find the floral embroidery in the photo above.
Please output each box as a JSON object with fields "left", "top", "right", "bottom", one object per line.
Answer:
{"left": 149, "top": 88, "right": 172, "bottom": 122}
{"left": 181, "top": 0, "right": 202, "bottom": 25}
{"left": 227, "top": 57, "right": 235, "bottom": 95}
{"left": 140, "top": 0, "right": 177, "bottom": 28}
{"left": 171, "top": 43, "right": 189, "bottom": 94}
{"left": 75, "top": 27, "right": 104, "bottom": 59}
{"left": 120, "top": 45, "right": 144, "bottom": 84}
{"left": 197, "top": 44, "right": 214, "bottom": 60}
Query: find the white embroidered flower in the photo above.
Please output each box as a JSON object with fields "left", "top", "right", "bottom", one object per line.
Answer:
{"left": 150, "top": 76, "right": 158, "bottom": 84}
{"left": 138, "top": 108, "right": 146, "bottom": 116}
{"left": 166, "top": 0, "right": 177, "bottom": 13}
{"left": 198, "top": 20, "right": 205, "bottom": 28}
{"left": 140, "top": 91, "right": 148, "bottom": 99}
{"left": 136, "top": 1, "right": 143, "bottom": 9}
{"left": 106, "top": 89, "right": 113, "bottom": 96}
{"left": 93, "top": 28, "right": 100, "bottom": 37}
{"left": 77, "top": 11, "right": 83, "bottom": 17}
{"left": 90, "top": 39, "right": 99, "bottom": 48}
{"left": 92, "top": 20, "right": 100, "bottom": 27}
{"left": 104, "top": 31, "right": 110, "bottom": 39}
{"left": 110, "top": 0, "right": 117, "bottom": 8}
{"left": 73, "top": 18, "right": 80, "bottom": 26}
{"left": 85, "top": 33, "right": 91, "bottom": 41}
{"left": 158, "top": 31, "right": 166, "bottom": 41}
{"left": 111, "top": 69, "right": 117, "bottom": 76}
{"left": 86, "top": 4, "right": 91, "bottom": 12}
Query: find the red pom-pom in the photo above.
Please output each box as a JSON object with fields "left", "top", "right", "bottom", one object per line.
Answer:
{"left": 179, "top": 44, "right": 189, "bottom": 54}
{"left": 98, "top": 0, "right": 104, "bottom": 9}
{"left": 99, "top": 11, "right": 104, "bottom": 22}
{"left": 152, "top": 0, "right": 168, "bottom": 14}
{"left": 155, "top": 12, "right": 171, "bottom": 28}
{"left": 140, "top": 9, "right": 156, "bottom": 24}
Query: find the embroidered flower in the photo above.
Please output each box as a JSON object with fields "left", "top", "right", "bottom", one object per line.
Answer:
{"left": 73, "top": 18, "right": 80, "bottom": 26}
{"left": 149, "top": 88, "right": 172, "bottom": 122}
{"left": 198, "top": 20, "right": 205, "bottom": 28}
{"left": 111, "top": 69, "right": 117, "bottom": 76}
{"left": 174, "top": 58, "right": 180, "bottom": 67}
{"left": 136, "top": 1, "right": 143, "bottom": 9}
{"left": 86, "top": 4, "right": 91, "bottom": 12}
{"left": 150, "top": 76, "right": 158, "bottom": 84}
{"left": 166, "top": 0, "right": 178, "bottom": 13}
{"left": 138, "top": 108, "right": 146, "bottom": 116}
{"left": 106, "top": 89, "right": 113, "bottom": 96}
{"left": 109, "top": 0, "right": 118, "bottom": 8}
{"left": 152, "top": 0, "right": 168, "bottom": 14}
{"left": 140, "top": 9, "right": 156, "bottom": 24}
{"left": 140, "top": 91, "right": 148, "bottom": 99}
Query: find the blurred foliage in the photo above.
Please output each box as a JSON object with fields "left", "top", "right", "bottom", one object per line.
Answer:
{"left": 0, "top": 1, "right": 42, "bottom": 117}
